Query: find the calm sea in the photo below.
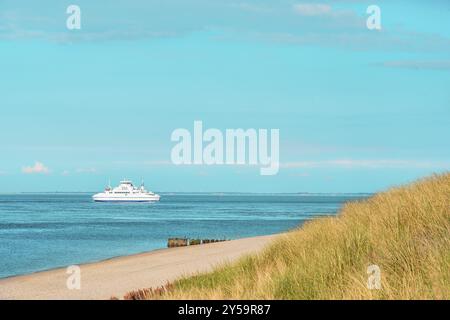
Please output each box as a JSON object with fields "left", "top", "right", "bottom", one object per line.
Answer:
{"left": 0, "top": 193, "right": 370, "bottom": 279}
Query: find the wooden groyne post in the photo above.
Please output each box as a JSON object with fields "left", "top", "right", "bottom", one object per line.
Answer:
{"left": 167, "top": 238, "right": 189, "bottom": 248}
{"left": 167, "top": 238, "right": 228, "bottom": 248}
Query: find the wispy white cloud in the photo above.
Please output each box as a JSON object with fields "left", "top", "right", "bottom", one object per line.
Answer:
{"left": 293, "top": 4, "right": 332, "bottom": 16}
{"left": 247, "top": 29, "right": 450, "bottom": 52}
{"left": 104, "top": 159, "right": 450, "bottom": 171}
{"left": 60, "top": 168, "right": 96, "bottom": 175}
{"left": 379, "top": 60, "right": 450, "bottom": 70}
{"left": 196, "top": 170, "right": 209, "bottom": 177}
{"left": 76, "top": 168, "right": 97, "bottom": 174}
{"left": 22, "top": 162, "right": 50, "bottom": 174}
{"left": 1, "top": 1, "right": 449, "bottom": 53}
{"left": 282, "top": 159, "right": 450, "bottom": 169}
{"left": 290, "top": 172, "right": 311, "bottom": 177}
{"left": 230, "top": 2, "right": 273, "bottom": 14}
{"left": 112, "top": 160, "right": 173, "bottom": 166}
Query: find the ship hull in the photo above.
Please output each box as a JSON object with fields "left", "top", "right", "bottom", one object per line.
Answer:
{"left": 93, "top": 199, "right": 159, "bottom": 202}
{"left": 92, "top": 194, "right": 160, "bottom": 203}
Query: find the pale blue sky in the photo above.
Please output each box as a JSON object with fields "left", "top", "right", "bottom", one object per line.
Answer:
{"left": 0, "top": 0, "right": 449, "bottom": 192}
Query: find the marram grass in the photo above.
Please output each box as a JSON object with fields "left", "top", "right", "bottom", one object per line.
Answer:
{"left": 127, "top": 173, "right": 450, "bottom": 300}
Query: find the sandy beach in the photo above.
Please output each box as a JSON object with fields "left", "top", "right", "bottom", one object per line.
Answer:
{"left": 0, "top": 234, "right": 279, "bottom": 300}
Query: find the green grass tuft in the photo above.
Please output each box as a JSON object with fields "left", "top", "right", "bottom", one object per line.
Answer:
{"left": 127, "top": 173, "right": 450, "bottom": 300}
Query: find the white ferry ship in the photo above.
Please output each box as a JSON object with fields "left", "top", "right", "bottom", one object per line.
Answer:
{"left": 93, "top": 180, "right": 160, "bottom": 202}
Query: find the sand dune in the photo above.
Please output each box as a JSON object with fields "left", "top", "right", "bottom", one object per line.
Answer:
{"left": 0, "top": 234, "right": 278, "bottom": 300}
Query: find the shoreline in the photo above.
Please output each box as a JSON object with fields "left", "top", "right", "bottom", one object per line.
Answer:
{"left": 0, "top": 234, "right": 280, "bottom": 300}
{"left": 0, "top": 246, "right": 173, "bottom": 281}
